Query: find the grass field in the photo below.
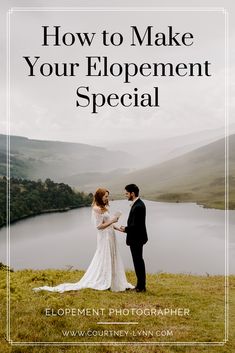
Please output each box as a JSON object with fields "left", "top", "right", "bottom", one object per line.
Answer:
{"left": 0, "top": 269, "right": 235, "bottom": 353}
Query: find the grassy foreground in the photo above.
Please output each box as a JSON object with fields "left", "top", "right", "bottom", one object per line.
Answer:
{"left": 0, "top": 269, "right": 235, "bottom": 353}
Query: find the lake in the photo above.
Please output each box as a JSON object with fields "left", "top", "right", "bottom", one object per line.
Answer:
{"left": 0, "top": 200, "right": 234, "bottom": 275}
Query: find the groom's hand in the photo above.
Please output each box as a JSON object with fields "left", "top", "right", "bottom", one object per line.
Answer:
{"left": 120, "top": 226, "right": 126, "bottom": 232}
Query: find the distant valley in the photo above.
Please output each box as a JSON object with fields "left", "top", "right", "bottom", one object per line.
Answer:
{"left": 0, "top": 132, "right": 234, "bottom": 209}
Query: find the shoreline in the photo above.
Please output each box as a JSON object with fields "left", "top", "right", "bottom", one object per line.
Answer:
{"left": 0, "top": 204, "right": 90, "bottom": 229}
{"left": 0, "top": 197, "right": 228, "bottom": 230}
{"left": 111, "top": 195, "right": 227, "bottom": 210}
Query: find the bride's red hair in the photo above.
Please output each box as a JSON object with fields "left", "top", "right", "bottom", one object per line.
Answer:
{"left": 92, "top": 188, "right": 109, "bottom": 212}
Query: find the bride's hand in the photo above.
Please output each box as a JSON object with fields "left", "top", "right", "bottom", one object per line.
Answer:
{"left": 111, "top": 216, "right": 119, "bottom": 223}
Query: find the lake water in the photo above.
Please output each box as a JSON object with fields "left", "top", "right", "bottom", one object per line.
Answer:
{"left": 0, "top": 200, "right": 234, "bottom": 275}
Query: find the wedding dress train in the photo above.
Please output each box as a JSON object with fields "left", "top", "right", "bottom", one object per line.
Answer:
{"left": 33, "top": 207, "right": 134, "bottom": 293}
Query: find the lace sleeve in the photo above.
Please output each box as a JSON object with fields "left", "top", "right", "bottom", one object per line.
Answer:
{"left": 91, "top": 207, "right": 104, "bottom": 229}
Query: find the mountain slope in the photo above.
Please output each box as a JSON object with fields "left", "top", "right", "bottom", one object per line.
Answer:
{"left": 1, "top": 134, "right": 234, "bottom": 209}
{"left": 108, "top": 135, "right": 235, "bottom": 209}
{"left": 0, "top": 135, "right": 132, "bottom": 180}
{"left": 107, "top": 127, "right": 230, "bottom": 168}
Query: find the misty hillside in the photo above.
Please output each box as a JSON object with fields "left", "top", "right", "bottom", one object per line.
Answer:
{"left": 61, "top": 168, "right": 130, "bottom": 190}
{"left": 0, "top": 135, "right": 132, "bottom": 181}
{"left": 108, "top": 135, "right": 235, "bottom": 209}
{"left": 107, "top": 127, "right": 233, "bottom": 168}
{"left": 1, "top": 133, "right": 233, "bottom": 208}
{"left": 51, "top": 129, "right": 230, "bottom": 190}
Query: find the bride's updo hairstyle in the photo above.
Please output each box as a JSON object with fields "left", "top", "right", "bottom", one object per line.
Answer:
{"left": 92, "top": 188, "right": 109, "bottom": 212}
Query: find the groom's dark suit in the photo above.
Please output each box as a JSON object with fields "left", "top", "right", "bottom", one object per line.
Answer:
{"left": 125, "top": 198, "right": 148, "bottom": 290}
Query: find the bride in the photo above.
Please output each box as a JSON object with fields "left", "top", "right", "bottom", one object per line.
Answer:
{"left": 33, "top": 188, "right": 134, "bottom": 293}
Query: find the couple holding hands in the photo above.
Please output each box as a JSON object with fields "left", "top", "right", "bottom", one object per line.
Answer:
{"left": 33, "top": 184, "right": 148, "bottom": 294}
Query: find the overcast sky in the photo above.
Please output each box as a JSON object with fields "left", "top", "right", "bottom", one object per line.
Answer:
{"left": 0, "top": 0, "right": 234, "bottom": 145}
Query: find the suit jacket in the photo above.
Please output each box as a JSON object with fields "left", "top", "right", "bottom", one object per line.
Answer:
{"left": 125, "top": 198, "right": 148, "bottom": 246}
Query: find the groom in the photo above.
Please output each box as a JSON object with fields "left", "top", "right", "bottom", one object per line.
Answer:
{"left": 120, "top": 184, "right": 148, "bottom": 292}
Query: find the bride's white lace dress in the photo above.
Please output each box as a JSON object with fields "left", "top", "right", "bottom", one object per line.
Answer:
{"left": 33, "top": 207, "right": 134, "bottom": 293}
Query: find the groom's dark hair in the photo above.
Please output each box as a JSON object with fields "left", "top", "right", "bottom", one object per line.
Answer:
{"left": 125, "top": 184, "right": 139, "bottom": 197}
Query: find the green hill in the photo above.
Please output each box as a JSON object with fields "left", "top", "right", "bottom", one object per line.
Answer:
{"left": 108, "top": 135, "right": 235, "bottom": 209}
{"left": 0, "top": 134, "right": 131, "bottom": 180}
{"left": 1, "top": 134, "right": 234, "bottom": 209}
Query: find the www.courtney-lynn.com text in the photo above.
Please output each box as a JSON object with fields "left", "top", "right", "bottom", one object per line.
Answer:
{"left": 23, "top": 25, "right": 212, "bottom": 114}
